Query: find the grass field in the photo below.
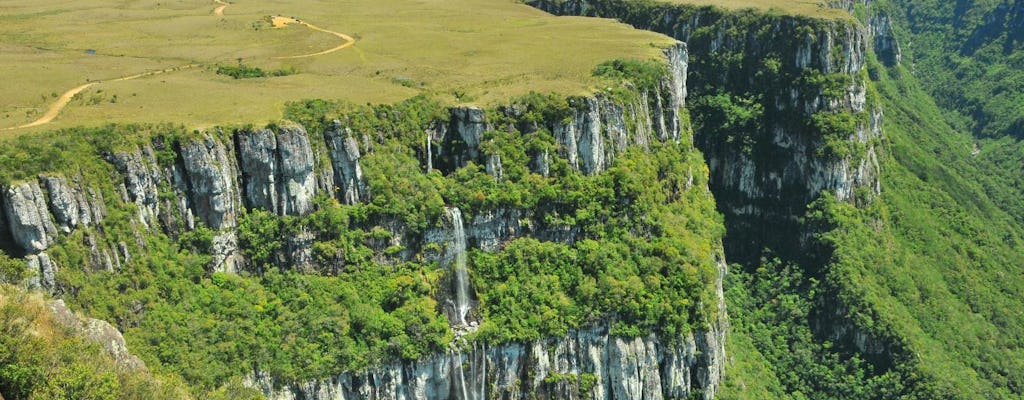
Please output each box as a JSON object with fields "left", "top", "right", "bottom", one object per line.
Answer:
{"left": 0, "top": 0, "right": 675, "bottom": 135}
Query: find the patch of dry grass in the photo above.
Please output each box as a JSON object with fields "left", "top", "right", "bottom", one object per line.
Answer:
{"left": 0, "top": 0, "right": 675, "bottom": 136}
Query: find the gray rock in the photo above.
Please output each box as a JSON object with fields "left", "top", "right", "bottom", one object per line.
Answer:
{"left": 450, "top": 107, "right": 487, "bottom": 162}
{"left": 276, "top": 125, "right": 317, "bottom": 216}
{"left": 41, "top": 176, "right": 79, "bottom": 233}
{"left": 47, "top": 299, "right": 147, "bottom": 372}
{"left": 484, "top": 154, "right": 503, "bottom": 180}
{"left": 212, "top": 231, "right": 241, "bottom": 273}
{"left": 870, "top": 13, "right": 902, "bottom": 66}
{"left": 530, "top": 150, "right": 550, "bottom": 177}
{"left": 287, "top": 229, "right": 315, "bottom": 273}
{"left": 181, "top": 135, "right": 240, "bottom": 230}
{"left": 24, "top": 252, "right": 57, "bottom": 291}
{"left": 2, "top": 182, "right": 57, "bottom": 253}
{"left": 237, "top": 128, "right": 280, "bottom": 213}
{"left": 466, "top": 208, "right": 527, "bottom": 253}
{"left": 326, "top": 121, "right": 368, "bottom": 205}
{"left": 112, "top": 146, "right": 162, "bottom": 229}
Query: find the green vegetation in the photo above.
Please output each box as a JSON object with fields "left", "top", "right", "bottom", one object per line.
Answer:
{"left": 0, "top": 286, "right": 186, "bottom": 400}
{"left": 884, "top": 0, "right": 1024, "bottom": 139}
{"left": 719, "top": 256, "right": 906, "bottom": 400}
{"left": 657, "top": 0, "right": 851, "bottom": 19}
{"left": 719, "top": 47, "right": 1024, "bottom": 400}
{"left": 593, "top": 58, "right": 668, "bottom": 92}
{"left": 215, "top": 64, "right": 296, "bottom": 79}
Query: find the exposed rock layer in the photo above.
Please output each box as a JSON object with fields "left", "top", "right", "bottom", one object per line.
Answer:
{"left": 252, "top": 313, "right": 726, "bottom": 400}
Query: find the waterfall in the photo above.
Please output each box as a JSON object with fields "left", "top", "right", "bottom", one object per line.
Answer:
{"left": 446, "top": 207, "right": 472, "bottom": 326}
{"left": 450, "top": 343, "right": 486, "bottom": 400}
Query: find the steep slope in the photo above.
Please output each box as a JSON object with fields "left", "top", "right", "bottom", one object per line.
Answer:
{"left": 531, "top": 0, "right": 1024, "bottom": 399}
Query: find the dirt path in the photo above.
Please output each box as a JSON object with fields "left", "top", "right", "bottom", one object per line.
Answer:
{"left": 213, "top": 0, "right": 228, "bottom": 16}
{"left": 270, "top": 16, "right": 356, "bottom": 59}
{"left": 2, "top": 64, "right": 198, "bottom": 131}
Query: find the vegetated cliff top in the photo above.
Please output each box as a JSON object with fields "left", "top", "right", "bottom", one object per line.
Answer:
{"left": 0, "top": 0, "right": 674, "bottom": 136}
{"left": 652, "top": 0, "right": 851, "bottom": 19}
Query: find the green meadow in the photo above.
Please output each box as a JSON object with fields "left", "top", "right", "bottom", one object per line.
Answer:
{"left": 0, "top": 0, "right": 674, "bottom": 135}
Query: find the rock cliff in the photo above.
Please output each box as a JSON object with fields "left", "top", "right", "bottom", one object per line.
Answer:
{"left": 531, "top": 0, "right": 902, "bottom": 385}
{"left": 529, "top": 0, "right": 882, "bottom": 264}
{"left": 0, "top": 37, "right": 725, "bottom": 398}
{"left": 251, "top": 315, "right": 726, "bottom": 400}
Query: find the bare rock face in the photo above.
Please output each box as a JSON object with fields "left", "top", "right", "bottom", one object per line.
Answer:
{"left": 111, "top": 146, "right": 162, "bottom": 229}
{"left": 252, "top": 318, "right": 726, "bottom": 400}
{"left": 41, "top": 176, "right": 79, "bottom": 233}
{"left": 236, "top": 125, "right": 318, "bottom": 216}
{"left": 450, "top": 107, "right": 487, "bottom": 162}
{"left": 870, "top": 13, "right": 902, "bottom": 66}
{"left": 2, "top": 182, "right": 57, "bottom": 253}
{"left": 326, "top": 121, "right": 368, "bottom": 205}
{"left": 46, "top": 299, "right": 147, "bottom": 372}
{"left": 181, "top": 135, "right": 243, "bottom": 273}
{"left": 275, "top": 125, "right": 318, "bottom": 216}
{"left": 181, "top": 134, "right": 240, "bottom": 231}
{"left": 237, "top": 128, "right": 280, "bottom": 213}
{"left": 24, "top": 253, "right": 57, "bottom": 291}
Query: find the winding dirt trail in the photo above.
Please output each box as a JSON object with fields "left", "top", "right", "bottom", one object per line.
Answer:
{"left": 270, "top": 16, "right": 356, "bottom": 59}
{"left": 2, "top": 64, "right": 199, "bottom": 131}
{"left": 213, "top": 0, "right": 228, "bottom": 16}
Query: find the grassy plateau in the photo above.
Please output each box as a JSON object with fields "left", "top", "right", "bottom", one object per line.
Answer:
{"left": 0, "top": 0, "right": 674, "bottom": 135}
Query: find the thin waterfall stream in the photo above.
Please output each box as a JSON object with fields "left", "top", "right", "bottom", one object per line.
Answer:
{"left": 446, "top": 207, "right": 472, "bottom": 326}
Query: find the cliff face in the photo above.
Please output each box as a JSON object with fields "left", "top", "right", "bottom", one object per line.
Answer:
{"left": 530, "top": 0, "right": 881, "bottom": 264}
{"left": 531, "top": 0, "right": 896, "bottom": 383}
{"left": 0, "top": 42, "right": 725, "bottom": 398}
{"left": 827, "top": 0, "right": 903, "bottom": 65}
{"left": 251, "top": 316, "right": 726, "bottom": 400}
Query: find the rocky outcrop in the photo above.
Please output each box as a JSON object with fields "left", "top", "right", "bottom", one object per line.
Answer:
{"left": 869, "top": 13, "right": 902, "bottom": 66}
{"left": 47, "top": 299, "right": 147, "bottom": 372}
{"left": 181, "top": 134, "right": 243, "bottom": 272}
{"left": 435, "top": 42, "right": 686, "bottom": 178}
{"left": 112, "top": 146, "right": 163, "bottom": 229}
{"left": 826, "top": 0, "right": 902, "bottom": 65}
{"left": 451, "top": 107, "right": 487, "bottom": 163}
{"left": 430, "top": 107, "right": 489, "bottom": 172}
{"left": 41, "top": 176, "right": 80, "bottom": 233}
{"left": 2, "top": 182, "right": 57, "bottom": 253}
{"left": 237, "top": 128, "right": 280, "bottom": 213}
{"left": 252, "top": 316, "right": 725, "bottom": 400}
{"left": 237, "top": 125, "right": 318, "bottom": 216}
{"left": 276, "top": 125, "right": 318, "bottom": 216}
{"left": 326, "top": 121, "right": 369, "bottom": 205}
{"left": 25, "top": 253, "right": 57, "bottom": 291}
{"left": 181, "top": 135, "right": 241, "bottom": 231}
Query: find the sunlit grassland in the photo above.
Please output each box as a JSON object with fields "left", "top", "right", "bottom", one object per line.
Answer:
{"left": 0, "top": 0, "right": 674, "bottom": 136}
